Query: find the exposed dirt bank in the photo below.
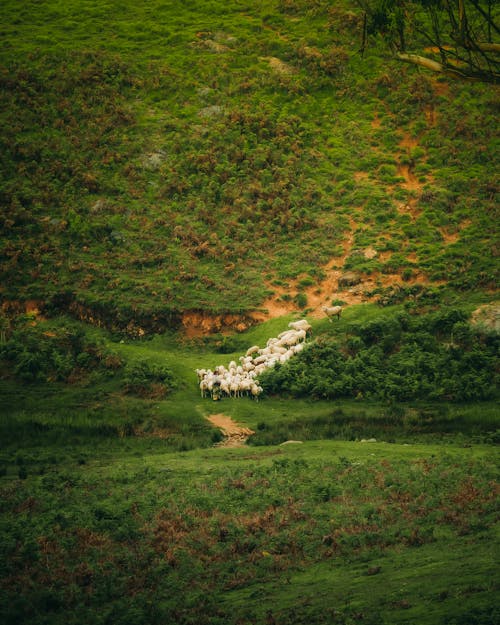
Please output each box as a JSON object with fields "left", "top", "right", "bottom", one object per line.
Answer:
{"left": 206, "top": 414, "right": 255, "bottom": 447}
{"left": 181, "top": 311, "right": 260, "bottom": 338}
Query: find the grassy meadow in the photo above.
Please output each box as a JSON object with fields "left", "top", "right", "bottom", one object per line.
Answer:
{"left": 1, "top": 305, "right": 499, "bottom": 624}
{"left": 0, "top": 0, "right": 499, "bottom": 624}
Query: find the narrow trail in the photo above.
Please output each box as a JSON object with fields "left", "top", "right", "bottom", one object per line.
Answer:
{"left": 206, "top": 414, "right": 255, "bottom": 447}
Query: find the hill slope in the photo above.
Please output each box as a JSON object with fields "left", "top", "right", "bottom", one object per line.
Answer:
{"left": 1, "top": 0, "right": 498, "bottom": 333}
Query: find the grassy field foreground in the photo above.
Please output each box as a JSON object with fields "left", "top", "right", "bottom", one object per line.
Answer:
{"left": 0, "top": 439, "right": 498, "bottom": 625}
{"left": 1, "top": 304, "right": 499, "bottom": 625}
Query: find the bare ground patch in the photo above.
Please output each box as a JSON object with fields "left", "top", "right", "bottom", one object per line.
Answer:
{"left": 181, "top": 311, "right": 258, "bottom": 337}
{"left": 471, "top": 302, "right": 500, "bottom": 332}
{"left": 206, "top": 414, "right": 255, "bottom": 447}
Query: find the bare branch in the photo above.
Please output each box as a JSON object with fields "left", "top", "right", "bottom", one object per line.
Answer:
{"left": 396, "top": 51, "right": 500, "bottom": 82}
{"left": 468, "top": 41, "right": 500, "bottom": 53}
{"left": 468, "top": 0, "right": 500, "bottom": 37}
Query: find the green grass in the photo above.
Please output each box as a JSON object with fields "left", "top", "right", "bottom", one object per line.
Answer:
{"left": 227, "top": 536, "right": 498, "bottom": 624}
{"left": 1, "top": 438, "right": 498, "bottom": 625}
{"left": 0, "top": 1, "right": 499, "bottom": 622}
{"left": 1, "top": 0, "right": 498, "bottom": 323}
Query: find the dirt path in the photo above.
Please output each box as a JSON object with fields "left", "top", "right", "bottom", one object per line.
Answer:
{"left": 181, "top": 90, "right": 451, "bottom": 335}
{"left": 206, "top": 414, "right": 255, "bottom": 447}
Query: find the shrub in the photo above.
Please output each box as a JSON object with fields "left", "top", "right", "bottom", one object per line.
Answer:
{"left": 0, "top": 316, "right": 120, "bottom": 383}
{"left": 294, "top": 292, "right": 308, "bottom": 309}
{"left": 123, "top": 362, "right": 176, "bottom": 398}
{"left": 261, "top": 308, "right": 499, "bottom": 402}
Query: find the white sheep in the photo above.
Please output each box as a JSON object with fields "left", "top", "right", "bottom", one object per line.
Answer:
{"left": 219, "top": 379, "right": 230, "bottom": 397}
{"left": 254, "top": 354, "right": 268, "bottom": 365}
{"left": 195, "top": 368, "right": 207, "bottom": 381}
{"left": 270, "top": 344, "right": 288, "bottom": 355}
{"left": 322, "top": 305, "right": 343, "bottom": 321}
{"left": 291, "top": 342, "right": 305, "bottom": 355}
{"left": 289, "top": 319, "right": 312, "bottom": 334}
{"left": 197, "top": 321, "right": 310, "bottom": 402}
{"left": 279, "top": 352, "right": 291, "bottom": 364}
{"left": 239, "top": 377, "right": 253, "bottom": 396}
{"left": 199, "top": 378, "right": 210, "bottom": 398}
{"left": 279, "top": 329, "right": 306, "bottom": 346}
{"left": 275, "top": 330, "right": 295, "bottom": 344}
{"left": 250, "top": 383, "right": 263, "bottom": 400}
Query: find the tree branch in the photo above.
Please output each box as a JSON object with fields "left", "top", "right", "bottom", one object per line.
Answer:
{"left": 396, "top": 51, "right": 500, "bottom": 82}
{"left": 396, "top": 52, "right": 451, "bottom": 73}
{"left": 468, "top": 0, "right": 500, "bottom": 37}
{"left": 467, "top": 41, "right": 500, "bottom": 53}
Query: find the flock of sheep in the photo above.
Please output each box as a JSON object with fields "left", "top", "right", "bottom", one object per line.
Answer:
{"left": 196, "top": 319, "right": 313, "bottom": 401}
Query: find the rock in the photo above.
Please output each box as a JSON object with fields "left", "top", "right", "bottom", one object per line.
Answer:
{"left": 197, "top": 86, "right": 213, "bottom": 97}
{"left": 364, "top": 247, "right": 378, "bottom": 259}
{"left": 279, "top": 440, "right": 303, "bottom": 446}
{"left": 347, "top": 284, "right": 365, "bottom": 295}
{"left": 261, "top": 56, "right": 296, "bottom": 75}
{"left": 91, "top": 199, "right": 108, "bottom": 213}
{"left": 142, "top": 151, "right": 166, "bottom": 170}
{"left": 198, "top": 105, "right": 224, "bottom": 118}
{"left": 338, "top": 271, "right": 361, "bottom": 287}
{"left": 471, "top": 303, "right": 500, "bottom": 333}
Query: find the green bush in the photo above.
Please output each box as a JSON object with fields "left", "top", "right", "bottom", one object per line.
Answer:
{"left": 294, "top": 292, "right": 308, "bottom": 309}
{"left": 123, "top": 361, "right": 176, "bottom": 398}
{"left": 260, "top": 308, "right": 499, "bottom": 402}
{"left": 0, "top": 316, "right": 120, "bottom": 383}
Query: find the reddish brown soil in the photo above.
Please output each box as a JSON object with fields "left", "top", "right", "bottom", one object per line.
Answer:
{"left": 439, "top": 219, "right": 472, "bottom": 244}
{"left": 206, "top": 414, "right": 255, "bottom": 447}
{"left": 181, "top": 312, "right": 257, "bottom": 337}
{"left": 1, "top": 299, "right": 45, "bottom": 319}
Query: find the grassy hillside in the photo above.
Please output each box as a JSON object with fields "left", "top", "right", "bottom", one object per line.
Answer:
{"left": 1, "top": 0, "right": 498, "bottom": 328}
{"left": 0, "top": 2, "right": 499, "bottom": 624}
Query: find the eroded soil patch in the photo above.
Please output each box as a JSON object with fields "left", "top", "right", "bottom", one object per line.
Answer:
{"left": 206, "top": 414, "right": 255, "bottom": 447}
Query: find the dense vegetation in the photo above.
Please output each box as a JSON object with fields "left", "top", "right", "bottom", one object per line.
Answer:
{"left": 0, "top": 315, "right": 122, "bottom": 383}
{"left": 261, "top": 308, "right": 499, "bottom": 401}
{"left": 0, "top": 1, "right": 498, "bottom": 624}
{"left": 1, "top": 443, "right": 498, "bottom": 625}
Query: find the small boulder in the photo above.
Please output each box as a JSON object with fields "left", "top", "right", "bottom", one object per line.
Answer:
{"left": 338, "top": 271, "right": 361, "bottom": 287}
